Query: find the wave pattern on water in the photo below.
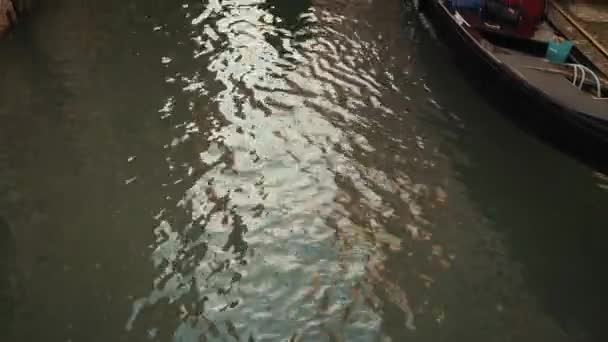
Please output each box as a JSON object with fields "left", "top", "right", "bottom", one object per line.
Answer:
{"left": 126, "top": 1, "right": 450, "bottom": 341}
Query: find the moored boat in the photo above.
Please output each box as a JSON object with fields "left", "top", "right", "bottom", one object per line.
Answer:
{"left": 416, "top": 0, "right": 608, "bottom": 146}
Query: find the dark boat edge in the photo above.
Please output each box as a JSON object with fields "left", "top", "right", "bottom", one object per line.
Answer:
{"left": 414, "top": 0, "right": 608, "bottom": 167}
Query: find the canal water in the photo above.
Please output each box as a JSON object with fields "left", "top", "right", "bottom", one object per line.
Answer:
{"left": 1, "top": 0, "right": 607, "bottom": 341}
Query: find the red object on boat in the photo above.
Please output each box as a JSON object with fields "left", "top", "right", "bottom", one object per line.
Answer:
{"left": 520, "top": 0, "right": 545, "bottom": 20}
{"left": 499, "top": 0, "right": 545, "bottom": 20}
{"left": 502, "top": 0, "right": 546, "bottom": 37}
{"left": 522, "top": 0, "right": 545, "bottom": 37}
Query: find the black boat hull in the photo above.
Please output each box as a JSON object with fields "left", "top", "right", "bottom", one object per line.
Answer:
{"left": 417, "top": 0, "right": 608, "bottom": 150}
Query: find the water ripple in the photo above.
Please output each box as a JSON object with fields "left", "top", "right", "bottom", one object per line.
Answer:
{"left": 128, "top": 1, "right": 452, "bottom": 341}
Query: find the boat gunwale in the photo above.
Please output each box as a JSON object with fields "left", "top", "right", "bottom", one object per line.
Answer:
{"left": 429, "top": 0, "right": 608, "bottom": 120}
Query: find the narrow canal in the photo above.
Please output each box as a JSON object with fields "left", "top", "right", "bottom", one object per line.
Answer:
{"left": 1, "top": 1, "right": 607, "bottom": 341}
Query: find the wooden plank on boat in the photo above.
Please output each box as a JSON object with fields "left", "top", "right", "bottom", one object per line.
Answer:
{"left": 551, "top": 0, "right": 608, "bottom": 57}
{"left": 547, "top": 0, "right": 608, "bottom": 77}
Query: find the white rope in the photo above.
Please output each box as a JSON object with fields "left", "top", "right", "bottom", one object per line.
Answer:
{"left": 566, "top": 64, "right": 602, "bottom": 97}
{"left": 578, "top": 65, "right": 586, "bottom": 89}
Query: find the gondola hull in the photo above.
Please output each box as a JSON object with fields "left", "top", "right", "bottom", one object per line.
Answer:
{"left": 417, "top": 0, "right": 608, "bottom": 148}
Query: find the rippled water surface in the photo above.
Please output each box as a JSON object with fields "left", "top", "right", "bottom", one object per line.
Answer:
{"left": 1, "top": 1, "right": 608, "bottom": 341}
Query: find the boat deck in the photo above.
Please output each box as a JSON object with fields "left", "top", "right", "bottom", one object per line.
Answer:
{"left": 494, "top": 52, "right": 608, "bottom": 120}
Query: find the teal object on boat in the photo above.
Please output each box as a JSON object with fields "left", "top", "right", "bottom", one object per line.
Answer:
{"left": 546, "top": 40, "right": 574, "bottom": 64}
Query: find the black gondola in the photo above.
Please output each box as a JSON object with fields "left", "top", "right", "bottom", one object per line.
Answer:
{"left": 416, "top": 0, "right": 608, "bottom": 146}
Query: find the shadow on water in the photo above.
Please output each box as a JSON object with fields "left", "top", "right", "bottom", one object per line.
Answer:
{"left": 0, "top": 217, "right": 19, "bottom": 338}
{"left": 409, "top": 8, "right": 608, "bottom": 340}
{"left": 455, "top": 135, "right": 608, "bottom": 342}
{"left": 1, "top": 1, "right": 179, "bottom": 341}
{"left": 259, "top": 0, "right": 313, "bottom": 61}
{"left": 260, "top": 0, "right": 312, "bottom": 30}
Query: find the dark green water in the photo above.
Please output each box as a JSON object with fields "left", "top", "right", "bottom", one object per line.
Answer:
{"left": 1, "top": 1, "right": 607, "bottom": 341}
